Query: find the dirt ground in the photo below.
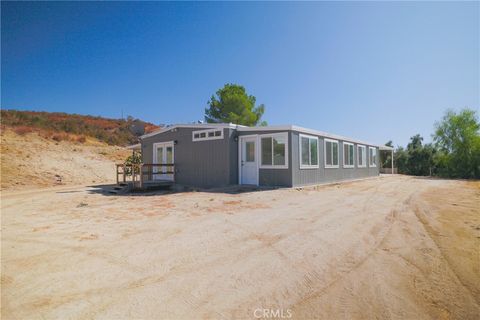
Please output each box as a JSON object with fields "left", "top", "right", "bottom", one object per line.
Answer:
{"left": 1, "top": 175, "right": 479, "bottom": 319}
{"left": 0, "top": 130, "right": 129, "bottom": 191}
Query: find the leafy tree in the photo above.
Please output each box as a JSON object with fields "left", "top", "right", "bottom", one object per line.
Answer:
{"left": 124, "top": 151, "right": 142, "bottom": 175}
{"left": 205, "top": 84, "right": 266, "bottom": 126}
{"left": 404, "top": 134, "right": 436, "bottom": 176}
{"left": 394, "top": 146, "right": 409, "bottom": 174}
{"left": 433, "top": 108, "right": 480, "bottom": 178}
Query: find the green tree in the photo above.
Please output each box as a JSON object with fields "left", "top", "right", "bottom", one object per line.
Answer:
{"left": 433, "top": 108, "right": 480, "bottom": 178}
{"left": 405, "top": 134, "right": 436, "bottom": 176}
{"left": 124, "top": 151, "right": 142, "bottom": 175}
{"left": 394, "top": 146, "right": 409, "bottom": 174}
{"left": 205, "top": 84, "right": 266, "bottom": 126}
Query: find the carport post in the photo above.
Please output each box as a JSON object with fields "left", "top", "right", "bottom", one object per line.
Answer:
{"left": 391, "top": 149, "right": 394, "bottom": 174}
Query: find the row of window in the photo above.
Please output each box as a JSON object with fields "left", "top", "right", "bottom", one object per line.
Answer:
{"left": 192, "top": 129, "right": 223, "bottom": 141}
{"left": 314, "top": 136, "right": 376, "bottom": 169}
{"left": 258, "top": 133, "right": 377, "bottom": 169}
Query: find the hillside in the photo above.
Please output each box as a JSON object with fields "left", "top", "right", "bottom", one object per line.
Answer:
{"left": 0, "top": 128, "right": 131, "bottom": 190}
{"left": 1, "top": 110, "right": 160, "bottom": 146}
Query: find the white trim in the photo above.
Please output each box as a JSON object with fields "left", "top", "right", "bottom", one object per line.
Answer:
{"left": 152, "top": 141, "right": 175, "bottom": 181}
{"left": 299, "top": 134, "right": 319, "bottom": 169}
{"left": 192, "top": 128, "right": 224, "bottom": 141}
{"left": 324, "top": 138, "right": 339, "bottom": 168}
{"left": 141, "top": 122, "right": 388, "bottom": 149}
{"left": 153, "top": 141, "right": 175, "bottom": 163}
{"left": 369, "top": 146, "right": 377, "bottom": 167}
{"left": 237, "top": 125, "right": 386, "bottom": 148}
{"left": 238, "top": 135, "right": 259, "bottom": 186}
{"left": 343, "top": 142, "right": 355, "bottom": 168}
{"left": 140, "top": 123, "right": 239, "bottom": 139}
{"left": 259, "top": 132, "right": 289, "bottom": 169}
{"left": 357, "top": 145, "right": 367, "bottom": 168}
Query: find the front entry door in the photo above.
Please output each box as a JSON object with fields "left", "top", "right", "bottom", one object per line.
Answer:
{"left": 153, "top": 142, "right": 174, "bottom": 181}
{"left": 240, "top": 136, "right": 258, "bottom": 185}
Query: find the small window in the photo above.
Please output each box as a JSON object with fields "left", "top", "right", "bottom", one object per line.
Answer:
{"left": 260, "top": 133, "right": 288, "bottom": 168}
{"left": 246, "top": 141, "right": 255, "bottom": 162}
{"left": 325, "top": 139, "right": 339, "bottom": 168}
{"left": 300, "top": 134, "right": 319, "bottom": 169}
{"left": 369, "top": 147, "right": 377, "bottom": 167}
{"left": 343, "top": 142, "right": 354, "bottom": 168}
{"left": 357, "top": 145, "right": 366, "bottom": 167}
{"left": 192, "top": 128, "right": 224, "bottom": 141}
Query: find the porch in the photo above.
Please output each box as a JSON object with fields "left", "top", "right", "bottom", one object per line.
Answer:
{"left": 116, "top": 163, "right": 175, "bottom": 191}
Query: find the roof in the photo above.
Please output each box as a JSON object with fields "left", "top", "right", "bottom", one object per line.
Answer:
{"left": 140, "top": 123, "right": 390, "bottom": 148}
{"left": 126, "top": 143, "right": 141, "bottom": 150}
{"left": 237, "top": 125, "right": 389, "bottom": 148}
{"left": 140, "top": 123, "right": 240, "bottom": 139}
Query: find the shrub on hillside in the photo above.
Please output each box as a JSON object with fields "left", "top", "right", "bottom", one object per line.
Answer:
{"left": 1, "top": 110, "right": 160, "bottom": 146}
{"left": 51, "top": 132, "right": 70, "bottom": 142}
{"left": 14, "top": 126, "right": 34, "bottom": 135}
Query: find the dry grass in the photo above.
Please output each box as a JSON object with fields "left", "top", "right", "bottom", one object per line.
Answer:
{"left": 0, "top": 128, "right": 130, "bottom": 190}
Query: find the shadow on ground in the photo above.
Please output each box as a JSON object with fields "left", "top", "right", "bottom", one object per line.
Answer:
{"left": 79, "top": 183, "right": 279, "bottom": 197}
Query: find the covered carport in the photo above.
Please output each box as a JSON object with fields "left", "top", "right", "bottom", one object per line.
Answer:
{"left": 379, "top": 145, "right": 396, "bottom": 174}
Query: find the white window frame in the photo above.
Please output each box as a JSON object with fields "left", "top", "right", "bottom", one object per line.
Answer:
{"left": 369, "top": 146, "right": 377, "bottom": 167}
{"left": 299, "top": 134, "right": 319, "bottom": 169}
{"left": 357, "top": 145, "right": 367, "bottom": 168}
{"left": 343, "top": 142, "right": 355, "bottom": 168}
{"left": 324, "top": 138, "right": 339, "bottom": 168}
{"left": 259, "top": 132, "right": 289, "bottom": 169}
{"left": 192, "top": 128, "right": 224, "bottom": 142}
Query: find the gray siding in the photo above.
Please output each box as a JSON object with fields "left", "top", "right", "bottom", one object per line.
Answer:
{"left": 140, "top": 126, "right": 380, "bottom": 189}
{"left": 291, "top": 131, "right": 379, "bottom": 187}
{"left": 141, "top": 127, "right": 236, "bottom": 188}
{"left": 237, "top": 130, "right": 293, "bottom": 187}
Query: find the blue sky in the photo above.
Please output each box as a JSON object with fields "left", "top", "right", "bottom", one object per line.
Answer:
{"left": 2, "top": 1, "right": 478, "bottom": 147}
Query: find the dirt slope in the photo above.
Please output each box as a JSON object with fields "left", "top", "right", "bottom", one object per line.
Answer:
{"left": 1, "top": 175, "right": 478, "bottom": 319}
{"left": 0, "top": 129, "right": 130, "bottom": 190}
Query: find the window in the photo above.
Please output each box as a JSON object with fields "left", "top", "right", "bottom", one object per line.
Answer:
{"left": 246, "top": 141, "right": 255, "bottom": 162}
{"left": 260, "top": 133, "right": 288, "bottom": 168}
{"left": 369, "top": 147, "right": 377, "bottom": 167}
{"left": 343, "top": 142, "right": 354, "bottom": 168}
{"left": 357, "top": 145, "right": 366, "bottom": 167}
{"left": 324, "top": 139, "right": 339, "bottom": 168}
{"left": 192, "top": 129, "right": 224, "bottom": 141}
{"left": 299, "top": 134, "right": 319, "bottom": 169}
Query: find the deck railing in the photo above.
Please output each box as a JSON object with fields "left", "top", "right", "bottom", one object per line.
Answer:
{"left": 116, "top": 163, "right": 175, "bottom": 189}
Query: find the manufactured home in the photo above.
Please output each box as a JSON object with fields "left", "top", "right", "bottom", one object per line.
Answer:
{"left": 126, "top": 123, "right": 393, "bottom": 189}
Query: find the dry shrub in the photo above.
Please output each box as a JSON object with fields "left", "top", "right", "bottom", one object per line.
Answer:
{"left": 76, "top": 135, "right": 86, "bottom": 143}
{"left": 14, "top": 126, "right": 34, "bottom": 135}
{"left": 51, "top": 132, "right": 70, "bottom": 142}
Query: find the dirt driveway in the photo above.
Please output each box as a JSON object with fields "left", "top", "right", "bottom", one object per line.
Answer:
{"left": 1, "top": 175, "right": 479, "bottom": 319}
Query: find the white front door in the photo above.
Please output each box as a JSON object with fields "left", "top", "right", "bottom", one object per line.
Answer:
{"left": 240, "top": 136, "right": 258, "bottom": 185}
{"left": 153, "top": 142, "right": 174, "bottom": 181}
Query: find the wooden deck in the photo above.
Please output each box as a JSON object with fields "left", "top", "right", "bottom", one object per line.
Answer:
{"left": 116, "top": 163, "right": 175, "bottom": 191}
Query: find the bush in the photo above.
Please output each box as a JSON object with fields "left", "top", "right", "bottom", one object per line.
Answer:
{"left": 1, "top": 109, "right": 160, "bottom": 146}
{"left": 51, "top": 133, "right": 69, "bottom": 142}
{"left": 124, "top": 152, "right": 142, "bottom": 175}
{"left": 14, "top": 126, "right": 34, "bottom": 135}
